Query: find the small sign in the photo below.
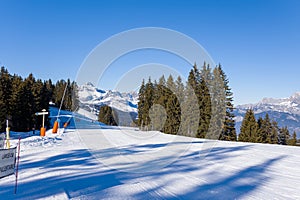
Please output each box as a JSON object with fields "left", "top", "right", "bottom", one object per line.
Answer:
{"left": 0, "top": 133, "right": 5, "bottom": 149}
{"left": 35, "top": 112, "right": 49, "bottom": 116}
{"left": 0, "top": 147, "right": 16, "bottom": 178}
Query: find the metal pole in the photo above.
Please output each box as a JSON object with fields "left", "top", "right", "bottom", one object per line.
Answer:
{"left": 42, "top": 109, "right": 46, "bottom": 128}
{"left": 42, "top": 114, "right": 45, "bottom": 128}
{"left": 57, "top": 83, "right": 68, "bottom": 120}
{"left": 14, "top": 137, "right": 21, "bottom": 194}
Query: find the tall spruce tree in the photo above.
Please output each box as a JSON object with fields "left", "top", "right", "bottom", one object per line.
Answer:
{"left": 288, "top": 131, "right": 297, "bottom": 146}
{"left": 98, "top": 105, "right": 118, "bottom": 126}
{"left": 0, "top": 67, "right": 12, "bottom": 131}
{"left": 137, "top": 79, "right": 146, "bottom": 128}
{"left": 279, "top": 126, "right": 290, "bottom": 145}
{"left": 166, "top": 75, "right": 176, "bottom": 93}
{"left": 239, "top": 109, "right": 258, "bottom": 142}
{"left": 152, "top": 76, "right": 168, "bottom": 131}
{"left": 175, "top": 76, "right": 185, "bottom": 103}
{"left": 198, "top": 69, "right": 211, "bottom": 138}
{"left": 163, "top": 75, "right": 181, "bottom": 134}
{"left": 209, "top": 66, "right": 226, "bottom": 140}
{"left": 45, "top": 79, "right": 55, "bottom": 103}
{"left": 149, "top": 104, "right": 166, "bottom": 131}
{"left": 64, "top": 79, "right": 73, "bottom": 110}
{"left": 23, "top": 74, "right": 36, "bottom": 130}
{"left": 71, "top": 81, "right": 80, "bottom": 111}
{"left": 217, "top": 65, "right": 236, "bottom": 141}
{"left": 181, "top": 82, "right": 199, "bottom": 137}
{"left": 10, "top": 75, "right": 24, "bottom": 130}
{"left": 257, "top": 114, "right": 272, "bottom": 143}
{"left": 183, "top": 67, "right": 201, "bottom": 137}
{"left": 32, "top": 79, "right": 46, "bottom": 128}
{"left": 174, "top": 76, "right": 185, "bottom": 135}
{"left": 143, "top": 78, "right": 154, "bottom": 130}
{"left": 269, "top": 121, "right": 279, "bottom": 144}
{"left": 53, "top": 80, "right": 66, "bottom": 109}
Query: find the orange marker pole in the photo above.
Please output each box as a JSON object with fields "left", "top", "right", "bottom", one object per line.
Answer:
{"left": 40, "top": 127, "right": 46, "bottom": 137}
{"left": 52, "top": 121, "right": 58, "bottom": 133}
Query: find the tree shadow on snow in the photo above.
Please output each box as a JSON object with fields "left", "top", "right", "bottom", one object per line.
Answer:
{"left": 133, "top": 155, "right": 286, "bottom": 200}
{"left": 0, "top": 142, "right": 287, "bottom": 199}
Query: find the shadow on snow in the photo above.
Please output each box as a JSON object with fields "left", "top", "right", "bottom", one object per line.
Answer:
{"left": 0, "top": 139, "right": 286, "bottom": 199}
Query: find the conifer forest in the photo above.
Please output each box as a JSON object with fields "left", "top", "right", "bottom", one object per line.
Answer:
{"left": 0, "top": 67, "right": 78, "bottom": 132}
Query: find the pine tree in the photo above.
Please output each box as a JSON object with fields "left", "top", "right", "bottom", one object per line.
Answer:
{"left": 175, "top": 76, "right": 185, "bottom": 103}
{"left": 137, "top": 78, "right": 155, "bottom": 130}
{"left": 0, "top": 67, "right": 12, "bottom": 131}
{"left": 32, "top": 79, "right": 45, "bottom": 128}
{"left": 22, "top": 74, "right": 36, "bottom": 130}
{"left": 98, "top": 105, "right": 118, "bottom": 126}
{"left": 257, "top": 114, "right": 272, "bottom": 143}
{"left": 143, "top": 78, "right": 154, "bottom": 130}
{"left": 174, "top": 76, "right": 185, "bottom": 135}
{"left": 150, "top": 77, "right": 167, "bottom": 131}
{"left": 41, "top": 81, "right": 51, "bottom": 128}
{"left": 137, "top": 79, "right": 146, "bottom": 128}
{"left": 53, "top": 80, "right": 66, "bottom": 109}
{"left": 45, "top": 79, "right": 55, "bottom": 103}
{"left": 209, "top": 66, "right": 226, "bottom": 140}
{"left": 181, "top": 67, "right": 201, "bottom": 137}
{"left": 268, "top": 121, "right": 279, "bottom": 144}
{"left": 166, "top": 75, "right": 176, "bottom": 93}
{"left": 149, "top": 104, "right": 166, "bottom": 131}
{"left": 198, "top": 69, "right": 211, "bottom": 138}
{"left": 181, "top": 82, "right": 199, "bottom": 137}
{"left": 288, "top": 131, "right": 297, "bottom": 146}
{"left": 200, "top": 62, "right": 213, "bottom": 82}
{"left": 278, "top": 126, "right": 290, "bottom": 145}
{"left": 163, "top": 75, "right": 181, "bottom": 134}
{"left": 239, "top": 109, "right": 258, "bottom": 142}
{"left": 156, "top": 76, "right": 168, "bottom": 108}
{"left": 64, "top": 79, "right": 73, "bottom": 110}
{"left": 10, "top": 75, "right": 24, "bottom": 130}
{"left": 70, "top": 81, "right": 80, "bottom": 111}
{"left": 217, "top": 65, "right": 237, "bottom": 141}
{"left": 190, "top": 64, "right": 207, "bottom": 138}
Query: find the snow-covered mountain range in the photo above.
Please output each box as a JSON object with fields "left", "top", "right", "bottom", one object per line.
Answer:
{"left": 78, "top": 83, "right": 299, "bottom": 137}
{"left": 235, "top": 92, "right": 300, "bottom": 137}
{"left": 78, "top": 83, "right": 138, "bottom": 125}
{"left": 236, "top": 92, "right": 300, "bottom": 116}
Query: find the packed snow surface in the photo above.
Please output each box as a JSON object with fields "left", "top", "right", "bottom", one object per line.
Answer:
{"left": 1, "top": 127, "right": 300, "bottom": 199}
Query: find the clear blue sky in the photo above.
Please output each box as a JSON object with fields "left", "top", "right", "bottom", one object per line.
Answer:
{"left": 0, "top": 0, "right": 299, "bottom": 105}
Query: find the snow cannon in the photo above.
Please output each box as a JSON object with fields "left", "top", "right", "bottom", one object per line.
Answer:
{"left": 52, "top": 121, "right": 59, "bottom": 133}
{"left": 40, "top": 127, "right": 46, "bottom": 137}
{"left": 63, "top": 122, "right": 69, "bottom": 128}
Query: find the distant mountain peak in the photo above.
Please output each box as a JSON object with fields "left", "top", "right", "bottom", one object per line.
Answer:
{"left": 78, "top": 83, "right": 138, "bottom": 114}
{"left": 235, "top": 91, "right": 300, "bottom": 138}
{"left": 290, "top": 92, "right": 300, "bottom": 100}
{"left": 86, "top": 82, "right": 95, "bottom": 87}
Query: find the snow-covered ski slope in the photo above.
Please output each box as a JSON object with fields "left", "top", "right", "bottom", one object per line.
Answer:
{"left": 1, "top": 127, "right": 300, "bottom": 199}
